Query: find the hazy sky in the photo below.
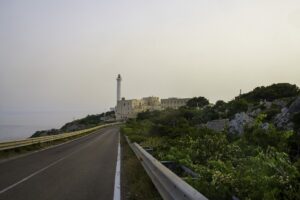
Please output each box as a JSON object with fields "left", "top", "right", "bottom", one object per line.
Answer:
{"left": 1, "top": 0, "right": 300, "bottom": 125}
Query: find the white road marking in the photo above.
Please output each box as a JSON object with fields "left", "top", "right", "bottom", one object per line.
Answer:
{"left": 0, "top": 130, "right": 109, "bottom": 195}
{"left": 113, "top": 132, "right": 121, "bottom": 200}
{"left": 0, "top": 127, "right": 107, "bottom": 165}
{"left": 0, "top": 156, "right": 66, "bottom": 194}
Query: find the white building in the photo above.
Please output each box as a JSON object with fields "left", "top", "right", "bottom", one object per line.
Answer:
{"left": 161, "top": 98, "right": 191, "bottom": 109}
{"left": 114, "top": 74, "right": 191, "bottom": 120}
{"left": 115, "top": 97, "right": 161, "bottom": 120}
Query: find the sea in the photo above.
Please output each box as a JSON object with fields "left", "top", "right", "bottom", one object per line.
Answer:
{"left": 0, "top": 125, "right": 52, "bottom": 142}
{"left": 0, "top": 111, "right": 97, "bottom": 142}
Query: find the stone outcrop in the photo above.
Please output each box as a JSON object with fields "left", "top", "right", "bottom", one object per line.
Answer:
{"left": 206, "top": 113, "right": 256, "bottom": 134}
{"left": 274, "top": 97, "right": 300, "bottom": 129}
{"left": 274, "top": 108, "right": 290, "bottom": 129}
{"left": 249, "top": 108, "right": 261, "bottom": 117}
{"left": 273, "top": 99, "right": 288, "bottom": 108}
{"left": 261, "top": 122, "right": 270, "bottom": 130}
{"left": 205, "top": 97, "right": 300, "bottom": 134}
{"left": 229, "top": 112, "right": 253, "bottom": 134}
{"left": 206, "top": 119, "right": 229, "bottom": 132}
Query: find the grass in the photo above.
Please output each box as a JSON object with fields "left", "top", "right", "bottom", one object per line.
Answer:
{"left": 0, "top": 129, "right": 99, "bottom": 160}
{"left": 121, "top": 134, "right": 162, "bottom": 200}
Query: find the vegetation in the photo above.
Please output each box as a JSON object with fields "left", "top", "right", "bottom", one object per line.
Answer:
{"left": 240, "top": 83, "right": 300, "bottom": 102}
{"left": 122, "top": 112, "right": 300, "bottom": 200}
{"left": 293, "top": 113, "right": 300, "bottom": 131}
{"left": 121, "top": 135, "right": 162, "bottom": 200}
{"left": 32, "top": 111, "right": 115, "bottom": 137}
{"left": 61, "top": 111, "right": 114, "bottom": 131}
{"left": 121, "top": 83, "right": 300, "bottom": 200}
{"left": 226, "top": 99, "right": 249, "bottom": 118}
{"left": 186, "top": 96, "right": 210, "bottom": 108}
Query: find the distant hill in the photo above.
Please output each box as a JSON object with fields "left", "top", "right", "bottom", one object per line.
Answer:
{"left": 31, "top": 111, "right": 115, "bottom": 138}
{"left": 239, "top": 83, "right": 300, "bottom": 102}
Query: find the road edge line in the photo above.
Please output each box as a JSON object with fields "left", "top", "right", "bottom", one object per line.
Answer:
{"left": 0, "top": 127, "right": 110, "bottom": 164}
{"left": 113, "top": 132, "right": 121, "bottom": 200}
{"left": 0, "top": 130, "right": 110, "bottom": 195}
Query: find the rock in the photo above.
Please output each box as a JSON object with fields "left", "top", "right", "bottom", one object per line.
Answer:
{"left": 261, "top": 123, "right": 269, "bottom": 130}
{"left": 249, "top": 108, "right": 261, "bottom": 117}
{"left": 206, "top": 119, "right": 229, "bottom": 132}
{"left": 259, "top": 100, "right": 272, "bottom": 109}
{"left": 232, "top": 196, "right": 240, "bottom": 200}
{"left": 273, "top": 97, "right": 300, "bottom": 130}
{"left": 287, "top": 122, "right": 294, "bottom": 130}
{"left": 274, "top": 107, "right": 290, "bottom": 129}
{"left": 265, "top": 102, "right": 272, "bottom": 109}
{"left": 273, "top": 99, "right": 287, "bottom": 108}
{"left": 288, "top": 97, "right": 300, "bottom": 114}
{"left": 229, "top": 112, "right": 253, "bottom": 135}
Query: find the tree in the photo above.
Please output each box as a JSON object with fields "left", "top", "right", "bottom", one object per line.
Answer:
{"left": 227, "top": 99, "right": 248, "bottom": 118}
{"left": 240, "top": 83, "right": 300, "bottom": 102}
{"left": 214, "top": 100, "right": 227, "bottom": 110}
{"left": 187, "top": 97, "right": 209, "bottom": 108}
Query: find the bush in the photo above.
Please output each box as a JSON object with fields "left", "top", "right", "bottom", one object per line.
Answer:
{"left": 263, "top": 106, "right": 281, "bottom": 121}
{"left": 121, "top": 95, "right": 300, "bottom": 200}
{"left": 186, "top": 96, "right": 210, "bottom": 108}
{"left": 227, "top": 99, "right": 249, "bottom": 118}
{"left": 244, "top": 115, "right": 293, "bottom": 152}
{"left": 293, "top": 113, "right": 300, "bottom": 131}
{"left": 214, "top": 100, "right": 227, "bottom": 112}
{"left": 240, "top": 83, "right": 300, "bottom": 102}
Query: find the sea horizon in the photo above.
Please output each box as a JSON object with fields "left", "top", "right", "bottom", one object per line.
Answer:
{"left": 0, "top": 110, "right": 104, "bottom": 142}
{"left": 0, "top": 124, "right": 53, "bottom": 142}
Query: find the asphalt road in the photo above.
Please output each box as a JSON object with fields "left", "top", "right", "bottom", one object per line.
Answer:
{"left": 0, "top": 126, "right": 120, "bottom": 200}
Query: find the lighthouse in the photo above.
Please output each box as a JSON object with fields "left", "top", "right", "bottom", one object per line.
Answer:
{"left": 116, "top": 74, "right": 122, "bottom": 104}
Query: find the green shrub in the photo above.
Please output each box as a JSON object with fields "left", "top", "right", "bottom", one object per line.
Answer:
{"left": 240, "top": 83, "right": 300, "bottom": 102}
{"left": 121, "top": 96, "right": 300, "bottom": 200}
{"left": 186, "top": 96, "right": 210, "bottom": 108}
{"left": 263, "top": 106, "right": 281, "bottom": 121}
{"left": 227, "top": 99, "right": 249, "bottom": 118}
{"left": 293, "top": 112, "right": 300, "bottom": 131}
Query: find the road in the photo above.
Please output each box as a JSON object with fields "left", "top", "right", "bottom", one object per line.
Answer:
{"left": 0, "top": 126, "right": 120, "bottom": 200}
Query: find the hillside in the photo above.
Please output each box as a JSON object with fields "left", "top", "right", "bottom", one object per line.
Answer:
{"left": 31, "top": 111, "right": 115, "bottom": 138}
{"left": 122, "top": 83, "right": 300, "bottom": 200}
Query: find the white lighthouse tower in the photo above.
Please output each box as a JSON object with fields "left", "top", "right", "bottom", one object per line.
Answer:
{"left": 116, "top": 74, "right": 122, "bottom": 104}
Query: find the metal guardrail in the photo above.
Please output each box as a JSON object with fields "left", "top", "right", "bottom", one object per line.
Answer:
{"left": 0, "top": 122, "right": 121, "bottom": 151}
{"left": 126, "top": 137, "right": 208, "bottom": 200}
